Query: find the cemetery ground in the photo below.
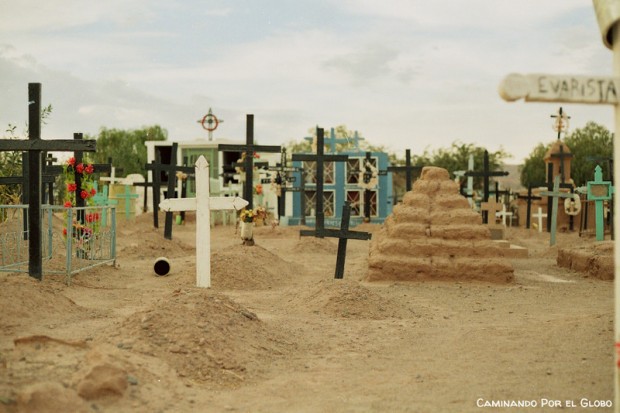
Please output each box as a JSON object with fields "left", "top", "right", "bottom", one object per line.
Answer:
{"left": 0, "top": 212, "right": 613, "bottom": 413}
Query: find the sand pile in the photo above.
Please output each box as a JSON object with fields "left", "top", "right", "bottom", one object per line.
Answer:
{"left": 117, "top": 227, "right": 195, "bottom": 258}
{"left": 368, "top": 166, "right": 514, "bottom": 283}
{"left": 211, "top": 244, "right": 301, "bottom": 290}
{"left": 291, "top": 236, "right": 337, "bottom": 254}
{"left": 288, "top": 279, "right": 415, "bottom": 319}
{"left": 104, "top": 288, "right": 290, "bottom": 388}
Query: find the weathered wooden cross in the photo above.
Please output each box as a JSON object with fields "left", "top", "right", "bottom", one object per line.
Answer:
{"left": 304, "top": 201, "right": 371, "bottom": 279}
{"left": 266, "top": 148, "right": 301, "bottom": 220}
{"left": 532, "top": 207, "right": 547, "bottom": 233}
{"left": 0, "top": 83, "right": 97, "bottom": 279}
{"left": 464, "top": 150, "right": 509, "bottom": 223}
{"left": 91, "top": 182, "right": 117, "bottom": 227}
{"left": 540, "top": 175, "right": 575, "bottom": 246}
{"left": 587, "top": 165, "right": 615, "bottom": 241}
{"left": 111, "top": 185, "right": 139, "bottom": 220}
{"left": 517, "top": 184, "right": 542, "bottom": 229}
{"left": 293, "top": 127, "right": 348, "bottom": 236}
{"left": 388, "top": 149, "right": 421, "bottom": 193}
{"left": 145, "top": 143, "right": 194, "bottom": 239}
{"left": 218, "top": 114, "right": 281, "bottom": 210}
{"left": 159, "top": 156, "right": 248, "bottom": 287}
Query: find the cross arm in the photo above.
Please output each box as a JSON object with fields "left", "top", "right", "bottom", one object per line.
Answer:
{"left": 0, "top": 139, "right": 96, "bottom": 152}
{"left": 321, "top": 228, "right": 372, "bottom": 240}
{"left": 292, "top": 154, "right": 348, "bottom": 162}
{"left": 218, "top": 144, "right": 281, "bottom": 153}
{"left": 464, "top": 171, "right": 509, "bottom": 177}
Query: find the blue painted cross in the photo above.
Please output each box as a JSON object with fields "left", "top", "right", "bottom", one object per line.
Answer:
{"left": 587, "top": 165, "right": 614, "bottom": 241}
{"left": 540, "top": 175, "right": 575, "bottom": 246}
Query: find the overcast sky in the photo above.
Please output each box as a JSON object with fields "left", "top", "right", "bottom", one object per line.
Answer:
{"left": 0, "top": 0, "right": 614, "bottom": 164}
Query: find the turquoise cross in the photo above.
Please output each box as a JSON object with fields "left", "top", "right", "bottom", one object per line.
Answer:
{"left": 111, "top": 185, "right": 139, "bottom": 220}
{"left": 587, "top": 165, "right": 614, "bottom": 241}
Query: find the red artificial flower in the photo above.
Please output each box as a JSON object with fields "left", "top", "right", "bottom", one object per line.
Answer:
{"left": 80, "top": 190, "right": 89, "bottom": 199}
{"left": 85, "top": 213, "right": 93, "bottom": 223}
{"left": 62, "top": 228, "right": 67, "bottom": 236}
{"left": 253, "top": 152, "right": 260, "bottom": 158}
{"left": 93, "top": 212, "right": 100, "bottom": 221}
{"left": 67, "top": 183, "right": 77, "bottom": 192}
{"left": 76, "top": 163, "right": 85, "bottom": 174}
{"left": 67, "top": 157, "right": 76, "bottom": 166}
{"left": 85, "top": 164, "right": 94, "bottom": 174}
{"left": 64, "top": 201, "right": 73, "bottom": 208}
{"left": 90, "top": 188, "right": 96, "bottom": 196}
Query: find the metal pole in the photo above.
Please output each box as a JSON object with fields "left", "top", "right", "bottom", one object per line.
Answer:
{"left": 613, "top": 21, "right": 620, "bottom": 410}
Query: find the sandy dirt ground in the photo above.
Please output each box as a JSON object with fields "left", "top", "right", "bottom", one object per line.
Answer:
{"left": 0, "top": 212, "right": 614, "bottom": 413}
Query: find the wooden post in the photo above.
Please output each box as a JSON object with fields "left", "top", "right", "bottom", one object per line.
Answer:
{"left": 159, "top": 156, "right": 248, "bottom": 287}
{"left": 388, "top": 149, "right": 422, "bottom": 193}
{"left": 464, "top": 150, "right": 509, "bottom": 223}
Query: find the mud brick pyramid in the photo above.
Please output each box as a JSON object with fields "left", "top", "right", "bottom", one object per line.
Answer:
{"left": 368, "top": 166, "right": 514, "bottom": 283}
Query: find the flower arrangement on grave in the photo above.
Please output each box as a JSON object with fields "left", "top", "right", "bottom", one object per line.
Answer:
{"left": 239, "top": 206, "right": 267, "bottom": 223}
{"left": 62, "top": 157, "right": 100, "bottom": 254}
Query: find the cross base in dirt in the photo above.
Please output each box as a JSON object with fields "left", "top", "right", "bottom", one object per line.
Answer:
{"left": 301, "top": 201, "right": 371, "bottom": 279}
{"left": 159, "top": 156, "right": 248, "bottom": 288}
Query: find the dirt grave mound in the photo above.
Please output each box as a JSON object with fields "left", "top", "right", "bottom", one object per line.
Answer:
{"left": 557, "top": 241, "right": 614, "bottom": 280}
{"left": 105, "top": 288, "right": 290, "bottom": 388}
{"left": 211, "top": 244, "right": 301, "bottom": 290}
{"left": 117, "top": 227, "right": 195, "bottom": 258}
{"left": 288, "top": 279, "right": 415, "bottom": 319}
{"left": 0, "top": 275, "right": 83, "bottom": 334}
{"left": 291, "top": 236, "right": 337, "bottom": 254}
{"left": 252, "top": 224, "right": 304, "bottom": 238}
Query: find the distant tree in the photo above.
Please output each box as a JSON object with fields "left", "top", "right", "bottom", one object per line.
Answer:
{"left": 414, "top": 142, "right": 510, "bottom": 190}
{"left": 519, "top": 122, "right": 613, "bottom": 188}
{"left": 565, "top": 122, "right": 613, "bottom": 186}
{"left": 519, "top": 142, "right": 549, "bottom": 188}
{"left": 86, "top": 125, "right": 168, "bottom": 176}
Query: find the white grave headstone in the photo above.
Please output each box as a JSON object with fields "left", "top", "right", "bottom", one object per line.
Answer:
{"left": 159, "top": 156, "right": 248, "bottom": 288}
{"left": 532, "top": 207, "right": 547, "bottom": 233}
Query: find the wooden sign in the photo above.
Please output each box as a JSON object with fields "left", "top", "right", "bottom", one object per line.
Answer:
{"left": 499, "top": 73, "right": 620, "bottom": 104}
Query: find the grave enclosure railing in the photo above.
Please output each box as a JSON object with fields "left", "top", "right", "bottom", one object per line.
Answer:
{"left": 0, "top": 204, "right": 116, "bottom": 283}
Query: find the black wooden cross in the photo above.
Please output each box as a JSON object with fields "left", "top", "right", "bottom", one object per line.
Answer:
{"left": 464, "top": 150, "right": 509, "bottom": 224}
{"left": 387, "top": 149, "right": 421, "bottom": 192}
{"left": 218, "top": 114, "right": 281, "bottom": 210}
{"left": 550, "top": 107, "right": 570, "bottom": 140}
{"left": 293, "top": 127, "right": 348, "bottom": 236}
{"left": 549, "top": 143, "right": 573, "bottom": 184}
{"left": 517, "top": 184, "right": 543, "bottom": 229}
{"left": 302, "top": 201, "right": 371, "bottom": 279}
{"left": 266, "top": 148, "right": 301, "bottom": 220}
{"left": 144, "top": 143, "right": 194, "bottom": 239}
{"left": 490, "top": 181, "right": 511, "bottom": 203}
{"left": 0, "top": 83, "right": 96, "bottom": 279}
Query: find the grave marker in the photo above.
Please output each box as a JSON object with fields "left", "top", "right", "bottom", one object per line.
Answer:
{"left": 218, "top": 114, "right": 281, "bottom": 210}
{"left": 111, "top": 185, "right": 139, "bottom": 220}
{"left": 293, "top": 127, "right": 348, "bottom": 236}
{"left": 518, "top": 184, "right": 543, "bottom": 229}
{"left": 302, "top": 201, "right": 371, "bottom": 279}
{"left": 587, "top": 165, "right": 615, "bottom": 241}
{"left": 159, "top": 156, "right": 248, "bottom": 287}
{"left": 465, "top": 150, "right": 509, "bottom": 223}
{"left": 0, "top": 83, "right": 96, "bottom": 279}
{"left": 388, "top": 149, "right": 421, "bottom": 192}
{"left": 144, "top": 143, "right": 194, "bottom": 239}
{"left": 532, "top": 207, "right": 547, "bottom": 233}
{"left": 540, "top": 176, "right": 575, "bottom": 246}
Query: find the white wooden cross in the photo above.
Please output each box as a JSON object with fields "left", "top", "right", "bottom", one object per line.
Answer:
{"left": 159, "top": 156, "right": 248, "bottom": 288}
{"left": 100, "top": 165, "right": 125, "bottom": 186}
{"left": 496, "top": 204, "right": 513, "bottom": 227}
{"left": 532, "top": 207, "right": 547, "bottom": 233}
{"left": 500, "top": 3, "right": 620, "bottom": 397}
